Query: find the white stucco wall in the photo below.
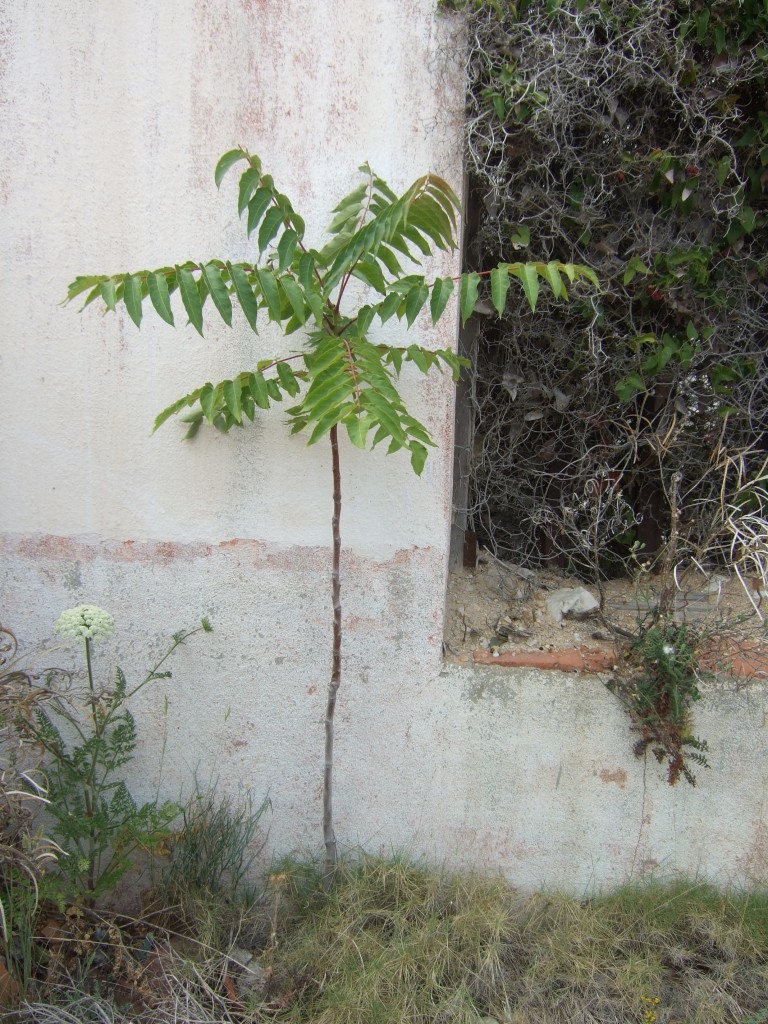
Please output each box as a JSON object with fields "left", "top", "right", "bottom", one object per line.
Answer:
{"left": 3, "top": 1, "right": 768, "bottom": 892}
{"left": 0, "top": 0, "right": 464, "bottom": 862}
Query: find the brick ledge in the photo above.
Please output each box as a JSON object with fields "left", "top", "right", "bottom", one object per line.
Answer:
{"left": 472, "top": 641, "right": 768, "bottom": 678}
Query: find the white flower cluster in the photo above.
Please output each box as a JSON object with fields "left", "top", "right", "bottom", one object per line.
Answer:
{"left": 55, "top": 605, "right": 115, "bottom": 644}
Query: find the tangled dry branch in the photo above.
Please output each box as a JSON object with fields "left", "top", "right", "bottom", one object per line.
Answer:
{"left": 455, "top": 0, "right": 768, "bottom": 596}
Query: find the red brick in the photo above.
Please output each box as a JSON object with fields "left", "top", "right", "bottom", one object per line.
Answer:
{"left": 473, "top": 646, "right": 616, "bottom": 673}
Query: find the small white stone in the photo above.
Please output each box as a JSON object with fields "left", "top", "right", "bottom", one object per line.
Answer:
{"left": 544, "top": 588, "right": 599, "bottom": 622}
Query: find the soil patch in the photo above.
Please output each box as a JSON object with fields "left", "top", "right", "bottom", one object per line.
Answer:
{"left": 444, "top": 550, "right": 767, "bottom": 670}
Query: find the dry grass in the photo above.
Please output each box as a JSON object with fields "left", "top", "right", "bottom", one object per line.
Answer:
{"left": 6, "top": 857, "right": 768, "bottom": 1024}
{"left": 258, "top": 858, "right": 768, "bottom": 1024}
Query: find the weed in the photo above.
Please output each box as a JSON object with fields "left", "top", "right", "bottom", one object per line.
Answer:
{"left": 164, "top": 780, "right": 269, "bottom": 904}
{"left": 607, "top": 618, "right": 710, "bottom": 785}
{"left": 159, "top": 780, "right": 270, "bottom": 949}
{"left": 13, "top": 609, "right": 212, "bottom": 904}
{"left": 1, "top": 626, "right": 63, "bottom": 998}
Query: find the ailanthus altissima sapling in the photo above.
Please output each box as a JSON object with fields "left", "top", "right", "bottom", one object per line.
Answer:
{"left": 67, "top": 150, "right": 598, "bottom": 878}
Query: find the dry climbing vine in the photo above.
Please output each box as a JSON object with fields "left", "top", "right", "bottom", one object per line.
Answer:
{"left": 447, "top": 0, "right": 768, "bottom": 599}
{"left": 439, "top": 0, "right": 768, "bottom": 784}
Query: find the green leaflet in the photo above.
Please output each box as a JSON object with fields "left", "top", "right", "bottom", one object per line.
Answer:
{"left": 425, "top": 177, "right": 460, "bottom": 230}
{"left": 223, "top": 378, "right": 242, "bottom": 423}
{"left": 123, "top": 273, "right": 143, "bottom": 328}
{"left": 258, "top": 207, "right": 286, "bottom": 254}
{"left": 247, "top": 371, "right": 270, "bottom": 409}
{"left": 276, "top": 360, "right": 301, "bottom": 396}
{"left": 406, "top": 345, "right": 431, "bottom": 373}
{"left": 301, "top": 369, "right": 356, "bottom": 422}
{"left": 286, "top": 212, "right": 305, "bottom": 240}
{"left": 401, "top": 224, "right": 431, "bottom": 257}
{"left": 409, "top": 441, "right": 428, "bottom": 476}
{"left": 201, "top": 263, "right": 233, "bottom": 326}
{"left": 238, "top": 168, "right": 261, "bottom": 215}
{"left": 100, "top": 278, "right": 117, "bottom": 312}
{"left": 176, "top": 265, "right": 204, "bottom": 335}
{"left": 378, "top": 292, "right": 402, "bottom": 323}
{"left": 306, "top": 291, "right": 326, "bottom": 326}
{"left": 280, "top": 275, "right": 307, "bottom": 323}
{"left": 354, "top": 257, "right": 388, "bottom": 294}
{"left": 299, "top": 252, "right": 316, "bottom": 291}
{"left": 360, "top": 389, "right": 408, "bottom": 446}
{"left": 430, "top": 276, "right": 455, "bottom": 324}
{"left": 147, "top": 271, "right": 175, "bottom": 325}
{"left": 459, "top": 272, "right": 481, "bottom": 326}
{"left": 247, "top": 188, "right": 274, "bottom": 237}
{"left": 385, "top": 347, "right": 403, "bottom": 376}
{"left": 517, "top": 263, "right": 540, "bottom": 311}
{"left": 404, "top": 281, "right": 430, "bottom": 326}
{"left": 257, "top": 268, "right": 282, "bottom": 321}
{"left": 277, "top": 228, "right": 299, "bottom": 270}
{"left": 377, "top": 245, "right": 403, "bottom": 277}
{"left": 407, "top": 195, "right": 455, "bottom": 251}
{"left": 200, "top": 383, "right": 218, "bottom": 422}
{"left": 327, "top": 184, "right": 368, "bottom": 234}
{"left": 543, "top": 261, "right": 565, "bottom": 299}
{"left": 307, "top": 402, "right": 355, "bottom": 445}
{"left": 228, "top": 263, "right": 259, "bottom": 331}
{"left": 345, "top": 412, "right": 374, "bottom": 449}
{"left": 67, "top": 274, "right": 108, "bottom": 303}
{"left": 355, "top": 305, "right": 376, "bottom": 336}
{"left": 490, "top": 265, "right": 510, "bottom": 316}
{"left": 305, "top": 335, "right": 346, "bottom": 378}
{"left": 214, "top": 148, "right": 248, "bottom": 188}
{"left": 153, "top": 391, "right": 198, "bottom": 433}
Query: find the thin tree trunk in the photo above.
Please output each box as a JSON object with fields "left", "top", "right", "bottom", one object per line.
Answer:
{"left": 323, "top": 424, "right": 342, "bottom": 881}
